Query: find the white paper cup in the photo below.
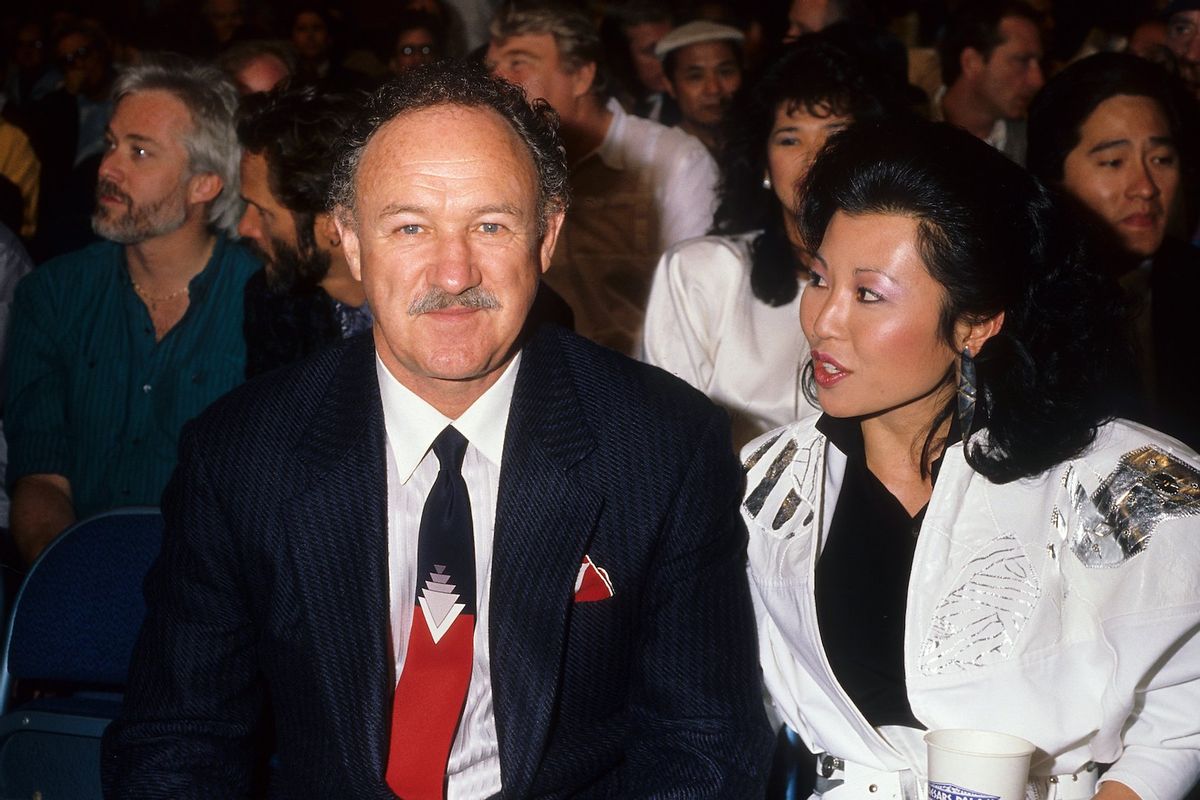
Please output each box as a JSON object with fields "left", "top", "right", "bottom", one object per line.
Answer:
{"left": 925, "top": 729, "right": 1036, "bottom": 800}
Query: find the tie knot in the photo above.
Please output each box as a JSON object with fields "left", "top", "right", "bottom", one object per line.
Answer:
{"left": 431, "top": 426, "right": 468, "bottom": 474}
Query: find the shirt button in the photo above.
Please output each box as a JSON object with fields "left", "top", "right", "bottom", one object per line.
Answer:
{"left": 142, "top": 384, "right": 152, "bottom": 393}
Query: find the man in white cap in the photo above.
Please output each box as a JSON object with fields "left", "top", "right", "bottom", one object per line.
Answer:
{"left": 655, "top": 20, "right": 744, "bottom": 154}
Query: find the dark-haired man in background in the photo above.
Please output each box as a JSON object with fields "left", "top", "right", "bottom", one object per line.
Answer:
{"left": 235, "top": 86, "right": 371, "bottom": 377}
{"left": 935, "top": 0, "right": 1044, "bottom": 165}
{"left": 104, "top": 60, "right": 771, "bottom": 798}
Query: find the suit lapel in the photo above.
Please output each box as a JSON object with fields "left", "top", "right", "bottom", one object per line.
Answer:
{"left": 283, "top": 336, "right": 395, "bottom": 793}
{"left": 491, "top": 329, "right": 601, "bottom": 797}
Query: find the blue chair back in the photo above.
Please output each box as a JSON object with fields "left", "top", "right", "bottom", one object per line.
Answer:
{"left": 0, "top": 507, "right": 163, "bottom": 711}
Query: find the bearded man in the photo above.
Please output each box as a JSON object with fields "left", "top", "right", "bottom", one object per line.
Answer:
{"left": 3, "top": 55, "right": 260, "bottom": 564}
{"left": 235, "top": 86, "right": 373, "bottom": 378}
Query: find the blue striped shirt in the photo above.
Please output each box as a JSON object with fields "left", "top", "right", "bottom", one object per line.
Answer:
{"left": 4, "top": 235, "right": 261, "bottom": 518}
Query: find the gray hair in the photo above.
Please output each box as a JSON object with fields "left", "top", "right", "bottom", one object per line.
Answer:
{"left": 112, "top": 54, "right": 243, "bottom": 236}
{"left": 329, "top": 60, "right": 569, "bottom": 238}
{"left": 490, "top": 0, "right": 610, "bottom": 98}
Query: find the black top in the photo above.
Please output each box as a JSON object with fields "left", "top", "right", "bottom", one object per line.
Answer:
{"left": 813, "top": 413, "right": 955, "bottom": 730}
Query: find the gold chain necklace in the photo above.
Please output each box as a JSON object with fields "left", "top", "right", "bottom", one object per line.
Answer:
{"left": 131, "top": 279, "right": 189, "bottom": 304}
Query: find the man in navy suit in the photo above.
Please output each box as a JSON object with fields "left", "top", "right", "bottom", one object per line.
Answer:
{"left": 102, "top": 61, "right": 771, "bottom": 799}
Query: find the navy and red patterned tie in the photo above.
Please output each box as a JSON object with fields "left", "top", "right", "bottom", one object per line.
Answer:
{"left": 386, "top": 427, "right": 476, "bottom": 799}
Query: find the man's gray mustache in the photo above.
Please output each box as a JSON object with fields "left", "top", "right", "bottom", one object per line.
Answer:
{"left": 408, "top": 286, "right": 502, "bottom": 315}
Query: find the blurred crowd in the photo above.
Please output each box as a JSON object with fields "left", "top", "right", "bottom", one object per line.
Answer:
{"left": 0, "top": 0, "right": 1198, "bottom": 561}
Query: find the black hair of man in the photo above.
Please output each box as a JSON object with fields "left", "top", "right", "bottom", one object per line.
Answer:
{"left": 938, "top": 0, "right": 1041, "bottom": 86}
{"left": 237, "top": 85, "right": 364, "bottom": 255}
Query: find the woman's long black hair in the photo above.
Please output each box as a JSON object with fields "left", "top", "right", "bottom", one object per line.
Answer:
{"left": 799, "top": 119, "right": 1128, "bottom": 483}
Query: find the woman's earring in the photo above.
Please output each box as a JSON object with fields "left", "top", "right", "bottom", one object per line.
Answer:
{"left": 762, "top": 173, "right": 772, "bottom": 190}
{"left": 957, "top": 346, "right": 977, "bottom": 440}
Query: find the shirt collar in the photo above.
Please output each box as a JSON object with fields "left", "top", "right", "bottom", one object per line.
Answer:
{"left": 376, "top": 350, "right": 522, "bottom": 483}
{"left": 816, "top": 411, "right": 961, "bottom": 483}
{"left": 933, "top": 86, "right": 1009, "bottom": 152}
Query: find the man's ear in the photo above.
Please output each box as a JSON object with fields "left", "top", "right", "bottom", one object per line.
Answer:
{"left": 187, "top": 172, "right": 223, "bottom": 205}
{"left": 314, "top": 211, "right": 342, "bottom": 251}
{"left": 538, "top": 210, "right": 566, "bottom": 274}
{"left": 570, "top": 61, "right": 597, "bottom": 101}
{"left": 956, "top": 311, "right": 1005, "bottom": 356}
{"left": 960, "top": 47, "right": 986, "bottom": 81}
{"left": 333, "top": 208, "right": 362, "bottom": 281}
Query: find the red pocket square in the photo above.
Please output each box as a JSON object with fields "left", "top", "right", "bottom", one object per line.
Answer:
{"left": 574, "top": 555, "right": 614, "bottom": 602}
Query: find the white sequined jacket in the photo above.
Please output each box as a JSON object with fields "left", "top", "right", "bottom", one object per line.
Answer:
{"left": 743, "top": 416, "right": 1200, "bottom": 800}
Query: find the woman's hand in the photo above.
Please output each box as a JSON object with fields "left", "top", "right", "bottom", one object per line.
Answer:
{"left": 1094, "top": 781, "right": 1140, "bottom": 800}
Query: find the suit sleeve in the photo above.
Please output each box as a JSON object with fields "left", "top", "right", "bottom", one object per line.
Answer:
{"left": 618, "top": 408, "right": 774, "bottom": 798}
{"left": 102, "top": 423, "right": 263, "bottom": 798}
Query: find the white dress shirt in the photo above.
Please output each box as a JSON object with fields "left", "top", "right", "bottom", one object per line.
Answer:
{"left": 376, "top": 353, "right": 522, "bottom": 800}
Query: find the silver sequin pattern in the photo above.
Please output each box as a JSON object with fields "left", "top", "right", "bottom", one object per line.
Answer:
{"left": 1062, "top": 446, "right": 1200, "bottom": 568}
{"left": 919, "top": 534, "right": 1040, "bottom": 675}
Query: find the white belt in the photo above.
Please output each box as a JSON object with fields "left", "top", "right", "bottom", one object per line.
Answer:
{"left": 814, "top": 754, "right": 915, "bottom": 799}
{"left": 1029, "top": 763, "right": 1100, "bottom": 800}
{"left": 814, "top": 754, "right": 1100, "bottom": 800}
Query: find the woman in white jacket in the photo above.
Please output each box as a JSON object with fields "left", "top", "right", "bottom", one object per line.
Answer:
{"left": 744, "top": 118, "right": 1200, "bottom": 800}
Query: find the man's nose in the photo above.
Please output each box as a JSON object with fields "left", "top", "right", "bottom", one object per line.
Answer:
{"left": 428, "top": 233, "right": 479, "bottom": 294}
{"left": 1128, "top": 161, "right": 1161, "bottom": 199}
{"left": 237, "top": 205, "right": 262, "bottom": 242}
{"left": 1027, "top": 60, "right": 1045, "bottom": 91}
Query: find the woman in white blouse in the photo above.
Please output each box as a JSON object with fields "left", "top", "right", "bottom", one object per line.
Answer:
{"left": 641, "top": 32, "right": 908, "bottom": 447}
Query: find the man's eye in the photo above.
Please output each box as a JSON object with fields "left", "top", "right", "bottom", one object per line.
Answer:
{"left": 400, "top": 224, "right": 421, "bottom": 235}
{"left": 132, "top": 146, "right": 148, "bottom": 158}
{"left": 480, "top": 222, "right": 502, "bottom": 234}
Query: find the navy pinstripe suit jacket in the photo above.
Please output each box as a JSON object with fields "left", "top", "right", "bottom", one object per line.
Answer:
{"left": 102, "top": 325, "right": 773, "bottom": 799}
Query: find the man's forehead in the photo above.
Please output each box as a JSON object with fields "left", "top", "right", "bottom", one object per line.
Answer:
{"left": 113, "top": 91, "right": 193, "bottom": 140}
{"left": 1170, "top": 8, "right": 1200, "bottom": 32}
{"left": 57, "top": 32, "right": 91, "bottom": 55}
{"left": 491, "top": 31, "right": 561, "bottom": 61}
{"left": 676, "top": 41, "right": 740, "bottom": 66}
{"left": 997, "top": 16, "right": 1042, "bottom": 49}
{"left": 355, "top": 104, "right": 537, "bottom": 193}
